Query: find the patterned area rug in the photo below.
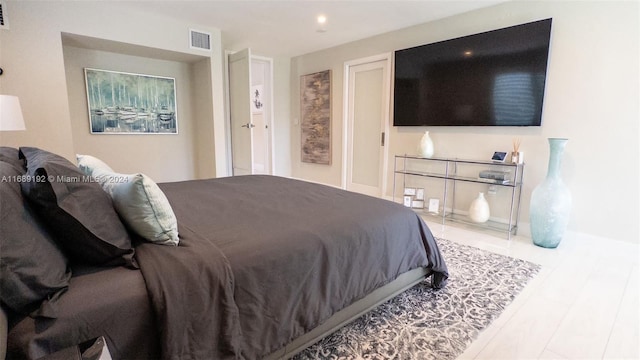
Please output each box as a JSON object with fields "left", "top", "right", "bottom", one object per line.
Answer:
{"left": 294, "top": 238, "right": 541, "bottom": 360}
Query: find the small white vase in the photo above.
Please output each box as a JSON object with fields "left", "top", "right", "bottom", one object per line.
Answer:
{"left": 469, "top": 192, "right": 490, "bottom": 223}
{"left": 417, "top": 131, "right": 434, "bottom": 158}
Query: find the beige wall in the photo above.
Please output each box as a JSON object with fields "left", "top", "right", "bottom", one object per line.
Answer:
{"left": 290, "top": 1, "right": 639, "bottom": 244}
{"left": 0, "top": 1, "right": 291, "bottom": 179}
{"left": 63, "top": 46, "right": 200, "bottom": 182}
{"left": 0, "top": 1, "right": 227, "bottom": 179}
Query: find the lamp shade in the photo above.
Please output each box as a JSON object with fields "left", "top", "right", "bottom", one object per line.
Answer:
{"left": 0, "top": 95, "right": 26, "bottom": 131}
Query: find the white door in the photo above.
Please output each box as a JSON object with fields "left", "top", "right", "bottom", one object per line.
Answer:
{"left": 343, "top": 55, "right": 391, "bottom": 197}
{"left": 228, "top": 49, "right": 254, "bottom": 175}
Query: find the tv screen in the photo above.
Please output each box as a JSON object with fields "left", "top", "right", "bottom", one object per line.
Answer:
{"left": 393, "top": 19, "right": 552, "bottom": 126}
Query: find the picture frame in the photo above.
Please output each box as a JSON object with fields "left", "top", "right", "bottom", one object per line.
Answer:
{"left": 403, "top": 187, "right": 416, "bottom": 196}
{"left": 300, "top": 70, "right": 331, "bottom": 164}
{"left": 428, "top": 198, "right": 440, "bottom": 213}
{"left": 403, "top": 196, "right": 412, "bottom": 208}
{"left": 416, "top": 188, "right": 425, "bottom": 200}
{"left": 251, "top": 84, "right": 264, "bottom": 114}
{"left": 491, "top": 151, "right": 508, "bottom": 162}
{"left": 84, "top": 68, "right": 177, "bottom": 134}
{"left": 411, "top": 200, "right": 425, "bottom": 209}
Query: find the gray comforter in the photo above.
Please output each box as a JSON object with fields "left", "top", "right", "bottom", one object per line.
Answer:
{"left": 137, "top": 175, "right": 448, "bottom": 359}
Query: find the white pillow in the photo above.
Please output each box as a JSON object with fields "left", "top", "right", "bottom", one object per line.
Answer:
{"left": 77, "top": 154, "right": 114, "bottom": 175}
{"left": 77, "top": 154, "right": 179, "bottom": 246}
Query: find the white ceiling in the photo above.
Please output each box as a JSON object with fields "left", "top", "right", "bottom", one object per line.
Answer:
{"left": 121, "top": 0, "right": 508, "bottom": 58}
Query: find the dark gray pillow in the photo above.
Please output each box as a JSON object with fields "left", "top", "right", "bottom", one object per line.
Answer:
{"left": 18, "top": 147, "right": 136, "bottom": 267}
{"left": 0, "top": 147, "right": 25, "bottom": 171}
{"left": 0, "top": 161, "right": 71, "bottom": 317}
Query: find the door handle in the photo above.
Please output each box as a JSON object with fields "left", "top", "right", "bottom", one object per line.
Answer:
{"left": 241, "top": 123, "right": 255, "bottom": 129}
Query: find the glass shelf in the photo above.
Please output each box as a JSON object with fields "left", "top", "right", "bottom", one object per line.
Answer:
{"left": 394, "top": 169, "right": 518, "bottom": 187}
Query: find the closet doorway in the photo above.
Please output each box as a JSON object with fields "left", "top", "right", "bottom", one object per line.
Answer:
{"left": 227, "top": 49, "right": 274, "bottom": 175}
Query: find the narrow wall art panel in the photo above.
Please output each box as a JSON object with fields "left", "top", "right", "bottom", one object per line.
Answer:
{"left": 300, "top": 70, "right": 331, "bottom": 164}
{"left": 84, "top": 68, "right": 177, "bottom": 134}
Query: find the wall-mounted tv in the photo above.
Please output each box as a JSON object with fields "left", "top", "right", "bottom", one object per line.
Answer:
{"left": 393, "top": 18, "right": 552, "bottom": 126}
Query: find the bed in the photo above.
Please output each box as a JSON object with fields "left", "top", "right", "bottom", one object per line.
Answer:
{"left": 1, "top": 146, "right": 448, "bottom": 360}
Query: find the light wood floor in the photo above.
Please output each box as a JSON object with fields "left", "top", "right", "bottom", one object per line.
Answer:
{"left": 423, "top": 219, "right": 639, "bottom": 360}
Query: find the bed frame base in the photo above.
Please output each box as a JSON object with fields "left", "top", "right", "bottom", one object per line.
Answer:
{"left": 265, "top": 267, "right": 429, "bottom": 359}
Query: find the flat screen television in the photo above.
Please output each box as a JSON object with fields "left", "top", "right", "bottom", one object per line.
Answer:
{"left": 393, "top": 19, "right": 552, "bottom": 126}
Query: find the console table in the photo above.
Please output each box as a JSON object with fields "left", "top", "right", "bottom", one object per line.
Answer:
{"left": 393, "top": 155, "right": 524, "bottom": 239}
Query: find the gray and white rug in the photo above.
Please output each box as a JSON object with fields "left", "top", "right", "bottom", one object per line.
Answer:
{"left": 294, "top": 238, "right": 540, "bottom": 360}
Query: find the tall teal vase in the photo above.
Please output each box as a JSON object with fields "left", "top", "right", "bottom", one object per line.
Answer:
{"left": 530, "top": 138, "right": 572, "bottom": 248}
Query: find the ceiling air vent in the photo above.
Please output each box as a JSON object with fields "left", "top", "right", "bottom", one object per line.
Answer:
{"left": 190, "top": 29, "right": 211, "bottom": 51}
{"left": 0, "top": 1, "right": 9, "bottom": 30}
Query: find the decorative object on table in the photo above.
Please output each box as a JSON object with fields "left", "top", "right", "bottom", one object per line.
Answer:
{"left": 84, "top": 68, "right": 177, "bottom": 134}
{"left": 479, "top": 169, "right": 511, "bottom": 184}
{"left": 469, "top": 192, "right": 490, "bottom": 223}
{"left": 0, "top": 95, "right": 26, "bottom": 131}
{"left": 417, "top": 131, "right": 434, "bottom": 158}
{"left": 491, "top": 151, "right": 508, "bottom": 162}
{"left": 479, "top": 170, "right": 509, "bottom": 182}
{"left": 511, "top": 137, "right": 524, "bottom": 164}
{"left": 300, "top": 70, "right": 331, "bottom": 164}
{"left": 403, "top": 187, "right": 425, "bottom": 209}
{"left": 530, "top": 138, "right": 571, "bottom": 248}
{"left": 428, "top": 198, "right": 440, "bottom": 214}
{"left": 403, "top": 187, "right": 416, "bottom": 196}
{"left": 411, "top": 200, "right": 425, "bottom": 209}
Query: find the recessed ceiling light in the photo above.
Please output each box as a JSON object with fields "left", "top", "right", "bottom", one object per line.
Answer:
{"left": 316, "top": 14, "right": 327, "bottom": 33}
{"left": 464, "top": 50, "right": 473, "bottom": 56}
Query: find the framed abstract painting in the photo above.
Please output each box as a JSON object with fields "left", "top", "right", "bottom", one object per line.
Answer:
{"left": 300, "top": 70, "right": 331, "bottom": 164}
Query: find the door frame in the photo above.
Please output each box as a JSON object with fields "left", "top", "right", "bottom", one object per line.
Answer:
{"left": 223, "top": 50, "right": 234, "bottom": 176}
{"left": 341, "top": 53, "right": 392, "bottom": 196}
{"left": 251, "top": 55, "right": 276, "bottom": 175}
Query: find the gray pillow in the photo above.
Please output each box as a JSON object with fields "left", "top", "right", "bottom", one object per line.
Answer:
{"left": 0, "top": 146, "right": 25, "bottom": 171}
{"left": 18, "top": 147, "right": 136, "bottom": 267}
{"left": 0, "top": 161, "right": 71, "bottom": 317}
